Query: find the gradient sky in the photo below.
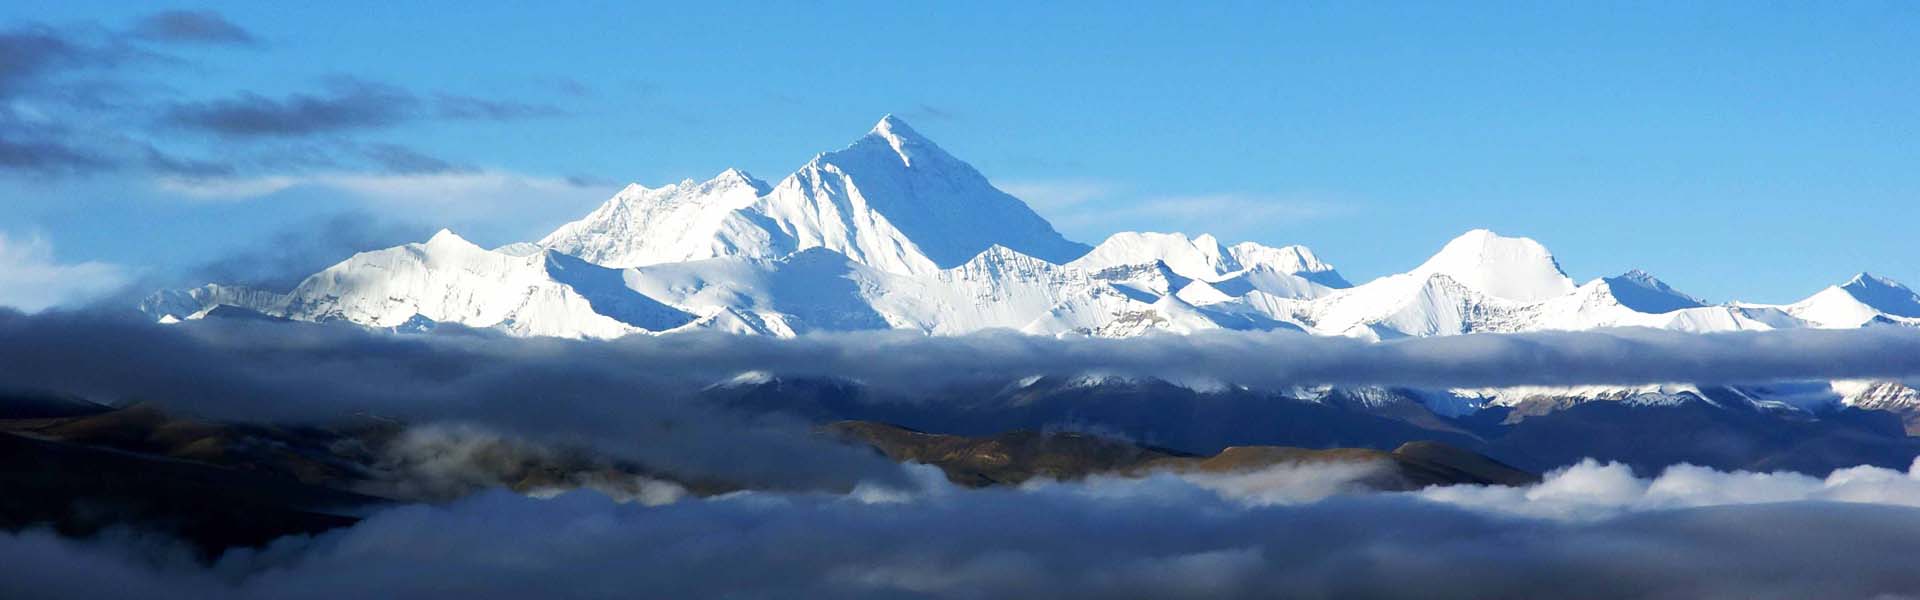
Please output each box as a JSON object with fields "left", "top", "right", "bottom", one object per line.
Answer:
{"left": 1, "top": 2, "right": 1915, "bottom": 309}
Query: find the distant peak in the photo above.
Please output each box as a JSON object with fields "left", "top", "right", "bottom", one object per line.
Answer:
{"left": 710, "top": 168, "right": 770, "bottom": 194}
{"left": 855, "top": 114, "right": 942, "bottom": 167}
{"left": 1844, "top": 272, "right": 1908, "bottom": 291}
{"left": 424, "top": 228, "right": 478, "bottom": 250}
{"left": 871, "top": 114, "right": 919, "bottom": 138}
{"left": 1835, "top": 272, "right": 1920, "bottom": 318}
{"left": 1602, "top": 269, "right": 1705, "bottom": 313}
{"left": 1412, "top": 229, "right": 1573, "bottom": 302}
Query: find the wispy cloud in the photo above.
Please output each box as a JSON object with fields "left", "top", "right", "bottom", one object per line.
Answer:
{"left": 996, "top": 178, "right": 1115, "bottom": 212}
{"left": 127, "top": 10, "right": 258, "bottom": 46}
{"left": 160, "top": 78, "right": 419, "bottom": 138}
{"left": 0, "top": 233, "right": 127, "bottom": 312}
{"left": 999, "top": 178, "right": 1354, "bottom": 243}
{"left": 157, "top": 169, "right": 596, "bottom": 206}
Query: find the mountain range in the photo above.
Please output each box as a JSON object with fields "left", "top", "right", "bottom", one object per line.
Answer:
{"left": 140, "top": 115, "right": 1920, "bottom": 433}
{"left": 141, "top": 115, "right": 1920, "bottom": 341}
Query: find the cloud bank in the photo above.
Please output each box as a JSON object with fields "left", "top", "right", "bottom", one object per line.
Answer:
{"left": 6, "top": 459, "right": 1920, "bottom": 599}
{"left": 0, "top": 234, "right": 127, "bottom": 312}
{"left": 7, "top": 311, "right": 1920, "bottom": 420}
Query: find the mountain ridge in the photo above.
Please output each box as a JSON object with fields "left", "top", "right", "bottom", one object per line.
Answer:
{"left": 146, "top": 114, "right": 1918, "bottom": 343}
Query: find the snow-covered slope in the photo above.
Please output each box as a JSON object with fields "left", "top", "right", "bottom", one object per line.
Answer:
{"left": 541, "top": 116, "right": 1085, "bottom": 275}
{"left": 146, "top": 115, "right": 1915, "bottom": 347}
{"left": 1406, "top": 229, "right": 1574, "bottom": 303}
{"left": 1069, "top": 232, "right": 1346, "bottom": 289}
{"left": 149, "top": 230, "right": 699, "bottom": 339}
{"left": 1778, "top": 273, "right": 1920, "bottom": 328}
{"left": 539, "top": 169, "right": 771, "bottom": 268}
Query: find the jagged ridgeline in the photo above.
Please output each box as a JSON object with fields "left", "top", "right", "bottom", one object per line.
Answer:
{"left": 143, "top": 115, "right": 1920, "bottom": 340}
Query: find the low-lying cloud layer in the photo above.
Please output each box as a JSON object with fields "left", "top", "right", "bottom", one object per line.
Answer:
{"left": 11, "top": 310, "right": 1920, "bottom": 406}
{"left": 6, "top": 309, "right": 1920, "bottom": 486}
{"left": 7, "top": 459, "right": 1920, "bottom": 599}
{"left": 5, "top": 310, "right": 1920, "bottom": 596}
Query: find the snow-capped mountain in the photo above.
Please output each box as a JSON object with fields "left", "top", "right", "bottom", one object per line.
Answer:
{"left": 136, "top": 113, "right": 1920, "bottom": 430}
{"left": 1777, "top": 273, "right": 1920, "bottom": 328}
{"left": 154, "top": 230, "right": 700, "bottom": 338}
{"left": 146, "top": 114, "right": 1916, "bottom": 346}
{"left": 540, "top": 115, "right": 1086, "bottom": 275}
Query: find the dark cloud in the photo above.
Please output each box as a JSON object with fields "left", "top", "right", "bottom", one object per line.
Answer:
{"left": 906, "top": 103, "right": 958, "bottom": 121}
{"left": 0, "top": 310, "right": 910, "bottom": 491}
{"left": 6, "top": 309, "right": 1920, "bottom": 489}
{"left": 128, "top": 11, "right": 257, "bottom": 46}
{"left": 139, "top": 144, "right": 235, "bottom": 177}
{"left": 358, "top": 143, "right": 467, "bottom": 175}
{"left": 183, "top": 212, "right": 429, "bottom": 291}
{"left": 160, "top": 79, "right": 566, "bottom": 139}
{"left": 564, "top": 173, "right": 618, "bottom": 188}
{"left": 161, "top": 79, "right": 418, "bottom": 138}
{"left": 0, "top": 26, "right": 110, "bottom": 97}
{"left": 0, "top": 134, "right": 115, "bottom": 174}
{"left": 6, "top": 470, "right": 1920, "bottom": 599}
{"left": 0, "top": 17, "right": 571, "bottom": 182}
{"left": 548, "top": 78, "right": 591, "bottom": 97}
{"left": 433, "top": 94, "right": 564, "bottom": 120}
{"left": 9, "top": 312, "right": 1920, "bottom": 422}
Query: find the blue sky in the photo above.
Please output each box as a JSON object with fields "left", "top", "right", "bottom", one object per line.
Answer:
{"left": 1, "top": 2, "right": 1915, "bottom": 309}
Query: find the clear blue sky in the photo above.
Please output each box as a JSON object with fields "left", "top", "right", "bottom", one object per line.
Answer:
{"left": 1, "top": 2, "right": 1915, "bottom": 307}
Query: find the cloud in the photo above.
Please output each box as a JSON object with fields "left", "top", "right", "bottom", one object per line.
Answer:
{"left": 153, "top": 169, "right": 612, "bottom": 239}
{"left": 0, "top": 234, "right": 127, "bottom": 312}
{"left": 8, "top": 459, "right": 1920, "bottom": 598}
{"left": 0, "top": 311, "right": 913, "bottom": 492}
{"left": 160, "top": 79, "right": 568, "bottom": 139}
{"left": 182, "top": 211, "right": 425, "bottom": 290}
{"left": 161, "top": 79, "right": 418, "bottom": 138}
{"left": 1419, "top": 457, "right": 1920, "bottom": 521}
{"left": 9, "top": 315, "right": 1920, "bottom": 422}
{"left": 0, "top": 25, "right": 128, "bottom": 97}
{"left": 996, "top": 179, "right": 1352, "bottom": 243}
{"left": 356, "top": 143, "right": 468, "bottom": 175}
{"left": 902, "top": 104, "right": 958, "bottom": 122}
{"left": 128, "top": 11, "right": 257, "bottom": 46}
{"left": 4, "top": 311, "right": 1920, "bottom": 492}
{"left": 996, "top": 178, "right": 1116, "bottom": 212}
{"left": 0, "top": 134, "right": 116, "bottom": 174}
{"left": 1057, "top": 193, "right": 1350, "bottom": 241}
{"left": 432, "top": 94, "right": 564, "bottom": 120}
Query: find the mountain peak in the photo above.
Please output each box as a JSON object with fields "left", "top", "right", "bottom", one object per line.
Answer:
{"left": 860, "top": 114, "right": 938, "bottom": 167}
{"left": 707, "top": 168, "right": 770, "bottom": 195}
{"left": 1844, "top": 272, "right": 1907, "bottom": 291}
{"left": 1602, "top": 269, "right": 1705, "bottom": 313}
{"left": 425, "top": 228, "right": 473, "bottom": 248}
{"left": 870, "top": 113, "right": 919, "bottom": 137}
{"left": 1837, "top": 272, "right": 1920, "bottom": 318}
{"left": 1411, "top": 229, "right": 1573, "bottom": 302}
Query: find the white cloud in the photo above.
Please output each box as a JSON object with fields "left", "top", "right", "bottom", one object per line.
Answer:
{"left": 995, "top": 178, "right": 1116, "bottom": 212}
{"left": 1415, "top": 457, "right": 1920, "bottom": 521}
{"left": 996, "top": 178, "right": 1353, "bottom": 243}
{"left": 0, "top": 233, "right": 127, "bottom": 312}
{"left": 152, "top": 170, "right": 617, "bottom": 243}
{"left": 157, "top": 171, "right": 592, "bottom": 210}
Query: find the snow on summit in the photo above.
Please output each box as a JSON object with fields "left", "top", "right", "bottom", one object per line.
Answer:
{"left": 545, "top": 115, "right": 1087, "bottom": 275}
{"left": 147, "top": 115, "right": 1919, "bottom": 343}
{"left": 1407, "top": 229, "right": 1575, "bottom": 303}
